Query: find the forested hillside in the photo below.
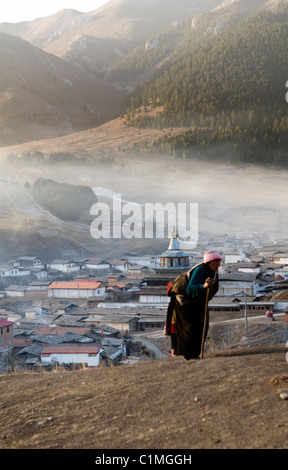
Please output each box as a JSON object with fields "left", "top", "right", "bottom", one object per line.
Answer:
{"left": 121, "top": 5, "right": 288, "bottom": 164}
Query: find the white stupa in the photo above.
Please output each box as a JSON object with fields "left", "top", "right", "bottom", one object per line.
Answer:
{"left": 160, "top": 228, "right": 190, "bottom": 268}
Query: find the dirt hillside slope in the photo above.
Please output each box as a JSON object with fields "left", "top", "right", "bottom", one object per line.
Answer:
{"left": 0, "top": 345, "right": 287, "bottom": 450}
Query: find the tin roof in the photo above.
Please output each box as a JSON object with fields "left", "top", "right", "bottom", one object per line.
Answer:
{"left": 168, "top": 236, "right": 180, "bottom": 251}
{"left": 160, "top": 250, "right": 189, "bottom": 258}
{"left": 0, "top": 320, "right": 14, "bottom": 327}
{"left": 41, "top": 343, "right": 100, "bottom": 354}
{"left": 48, "top": 281, "right": 102, "bottom": 290}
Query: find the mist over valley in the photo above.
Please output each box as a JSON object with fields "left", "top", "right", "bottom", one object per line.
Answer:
{"left": 0, "top": 141, "right": 287, "bottom": 263}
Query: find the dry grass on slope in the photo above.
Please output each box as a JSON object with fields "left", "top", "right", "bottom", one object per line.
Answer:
{"left": 0, "top": 345, "right": 287, "bottom": 450}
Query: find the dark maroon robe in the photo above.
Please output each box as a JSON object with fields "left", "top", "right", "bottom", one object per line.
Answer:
{"left": 167, "top": 264, "right": 219, "bottom": 359}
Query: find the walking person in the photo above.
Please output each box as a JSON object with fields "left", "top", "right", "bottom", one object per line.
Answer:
{"left": 166, "top": 251, "right": 221, "bottom": 360}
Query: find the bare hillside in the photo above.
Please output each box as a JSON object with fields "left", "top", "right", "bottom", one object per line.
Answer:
{"left": 0, "top": 1, "right": 221, "bottom": 47}
{"left": 0, "top": 344, "right": 287, "bottom": 450}
{"left": 0, "top": 33, "right": 123, "bottom": 146}
{"left": 0, "top": 116, "right": 184, "bottom": 156}
{"left": 0, "top": 1, "right": 222, "bottom": 84}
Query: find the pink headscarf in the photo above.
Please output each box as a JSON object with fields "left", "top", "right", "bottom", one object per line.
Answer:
{"left": 203, "top": 250, "right": 222, "bottom": 264}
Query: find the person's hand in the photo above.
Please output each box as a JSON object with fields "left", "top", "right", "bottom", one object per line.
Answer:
{"left": 203, "top": 277, "right": 214, "bottom": 288}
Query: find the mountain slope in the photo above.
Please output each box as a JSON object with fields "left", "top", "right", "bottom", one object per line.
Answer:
{"left": 107, "top": 0, "right": 287, "bottom": 94}
{"left": 127, "top": 4, "right": 288, "bottom": 163}
{"left": 0, "top": 0, "right": 222, "bottom": 45}
{"left": 1, "top": 0, "right": 288, "bottom": 150}
{"left": 0, "top": 1, "right": 222, "bottom": 78}
{"left": 191, "top": 0, "right": 275, "bottom": 32}
{"left": 0, "top": 32, "right": 123, "bottom": 145}
{"left": 0, "top": 0, "right": 277, "bottom": 80}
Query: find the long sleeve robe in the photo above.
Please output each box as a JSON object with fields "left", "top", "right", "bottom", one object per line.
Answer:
{"left": 167, "top": 263, "right": 219, "bottom": 359}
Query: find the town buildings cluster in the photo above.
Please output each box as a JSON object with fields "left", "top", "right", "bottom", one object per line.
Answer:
{"left": 1, "top": 231, "right": 288, "bottom": 371}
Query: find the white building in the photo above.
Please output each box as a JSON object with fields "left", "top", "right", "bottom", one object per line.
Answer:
{"left": 13, "top": 256, "right": 44, "bottom": 269}
{"left": 225, "top": 254, "right": 245, "bottom": 264}
{"left": 49, "top": 260, "right": 79, "bottom": 273}
{"left": 237, "top": 264, "right": 261, "bottom": 274}
{"left": 0, "top": 265, "right": 31, "bottom": 277}
{"left": 138, "top": 287, "right": 169, "bottom": 305}
{"left": 126, "top": 255, "right": 159, "bottom": 269}
{"left": 110, "top": 260, "right": 130, "bottom": 273}
{"left": 48, "top": 281, "right": 106, "bottom": 299}
{"left": 41, "top": 343, "right": 102, "bottom": 367}
{"left": 273, "top": 254, "right": 288, "bottom": 265}
{"left": 218, "top": 273, "right": 259, "bottom": 296}
{"left": 85, "top": 259, "right": 110, "bottom": 272}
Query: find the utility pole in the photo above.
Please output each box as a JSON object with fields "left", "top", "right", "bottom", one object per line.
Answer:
{"left": 244, "top": 289, "right": 249, "bottom": 339}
